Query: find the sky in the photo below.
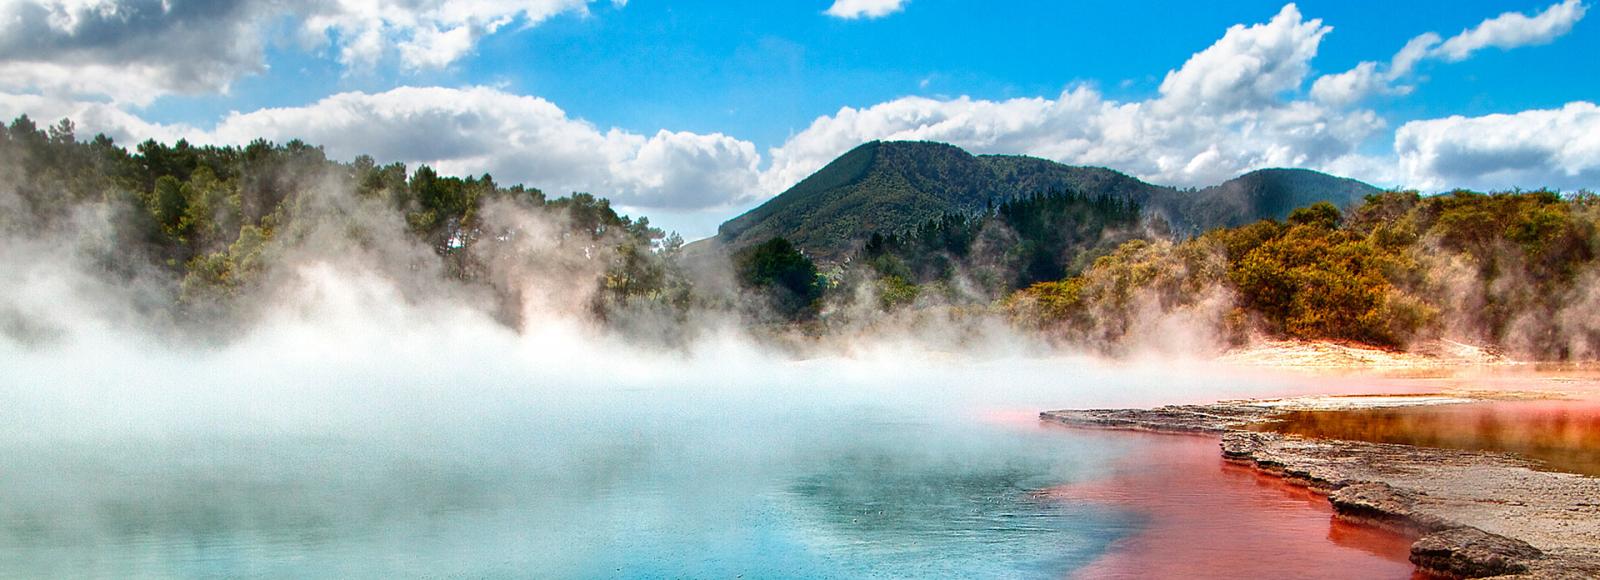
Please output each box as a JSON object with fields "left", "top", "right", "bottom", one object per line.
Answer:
{"left": 0, "top": 0, "right": 1596, "bottom": 239}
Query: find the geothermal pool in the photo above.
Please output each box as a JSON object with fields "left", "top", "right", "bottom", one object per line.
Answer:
{"left": 0, "top": 322, "right": 1442, "bottom": 579}
{"left": 0, "top": 389, "right": 1419, "bottom": 578}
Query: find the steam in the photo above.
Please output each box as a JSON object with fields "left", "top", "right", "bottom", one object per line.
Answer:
{"left": 0, "top": 147, "right": 1309, "bottom": 439}
{"left": 0, "top": 144, "right": 1452, "bottom": 578}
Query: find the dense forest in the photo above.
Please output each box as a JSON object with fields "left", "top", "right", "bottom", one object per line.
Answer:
{"left": 846, "top": 191, "right": 1143, "bottom": 309}
{"left": 5, "top": 115, "right": 1598, "bottom": 359}
{"left": 709, "top": 140, "right": 1380, "bottom": 261}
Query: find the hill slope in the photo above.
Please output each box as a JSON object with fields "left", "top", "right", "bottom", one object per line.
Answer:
{"left": 1173, "top": 168, "right": 1386, "bottom": 231}
{"left": 708, "top": 141, "right": 1382, "bottom": 261}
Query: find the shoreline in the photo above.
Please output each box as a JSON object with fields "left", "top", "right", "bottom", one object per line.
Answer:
{"left": 1044, "top": 428, "right": 1420, "bottom": 579}
{"left": 1042, "top": 394, "right": 1600, "bottom": 579}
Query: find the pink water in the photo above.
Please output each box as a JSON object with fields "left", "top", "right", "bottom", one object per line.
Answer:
{"left": 987, "top": 368, "right": 1600, "bottom": 578}
{"left": 1043, "top": 429, "right": 1425, "bottom": 579}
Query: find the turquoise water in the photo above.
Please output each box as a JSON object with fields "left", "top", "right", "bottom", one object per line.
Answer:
{"left": 0, "top": 410, "right": 1152, "bottom": 579}
{"left": 0, "top": 331, "right": 1318, "bottom": 579}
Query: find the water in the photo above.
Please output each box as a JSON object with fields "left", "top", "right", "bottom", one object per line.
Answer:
{"left": 0, "top": 331, "right": 1424, "bottom": 579}
{"left": 0, "top": 414, "right": 1143, "bottom": 578}
{"left": 0, "top": 411, "right": 1422, "bottom": 578}
{"left": 1050, "top": 430, "right": 1420, "bottom": 579}
{"left": 1253, "top": 399, "right": 1600, "bottom": 476}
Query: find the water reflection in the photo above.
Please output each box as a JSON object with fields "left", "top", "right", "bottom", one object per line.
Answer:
{"left": 1252, "top": 400, "right": 1600, "bottom": 476}
{"left": 0, "top": 418, "right": 1139, "bottom": 579}
{"left": 1045, "top": 430, "right": 1419, "bottom": 580}
{"left": 0, "top": 412, "right": 1439, "bottom": 579}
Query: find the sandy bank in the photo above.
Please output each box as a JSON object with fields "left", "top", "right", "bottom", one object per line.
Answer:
{"left": 1218, "top": 339, "right": 1515, "bottom": 370}
{"left": 1043, "top": 393, "right": 1600, "bottom": 579}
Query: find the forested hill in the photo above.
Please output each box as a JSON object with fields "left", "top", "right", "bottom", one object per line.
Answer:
{"left": 0, "top": 115, "right": 682, "bottom": 334}
{"left": 1177, "top": 168, "right": 1385, "bottom": 232}
{"left": 706, "top": 140, "right": 1381, "bottom": 260}
{"left": 4, "top": 115, "right": 1596, "bottom": 360}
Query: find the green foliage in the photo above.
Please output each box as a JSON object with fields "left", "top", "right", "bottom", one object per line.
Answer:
{"left": 853, "top": 190, "right": 1142, "bottom": 308}
{"left": 10, "top": 114, "right": 1594, "bottom": 357}
{"left": 1404, "top": 190, "right": 1595, "bottom": 353}
{"left": 735, "top": 237, "right": 824, "bottom": 320}
{"left": 1008, "top": 238, "right": 1230, "bottom": 345}
{"left": 0, "top": 114, "right": 685, "bottom": 329}
{"left": 1167, "top": 168, "right": 1379, "bottom": 233}
{"left": 876, "top": 275, "right": 920, "bottom": 309}
{"left": 997, "top": 191, "right": 1142, "bottom": 286}
{"left": 1287, "top": 201, "right": 1341, "bottom": 229}
{"left": 1011, "top": 189, "right": 1600, "bottom": 357}
{"left": 715, "top": 141, "right": 1173, "bottom": 262}
{"left": 146, "top": 175, "right": 188, "bottom": 238}
{"left": 1225, "top": 224, "right": 1426, "bottom": 345}
{"left": 713, "top": 141, "right": 1380, "bottom": 261}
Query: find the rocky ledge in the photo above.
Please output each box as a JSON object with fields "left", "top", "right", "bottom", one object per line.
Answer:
{"left": 1043, "top": 396, "right": 1600, "bottom": 579}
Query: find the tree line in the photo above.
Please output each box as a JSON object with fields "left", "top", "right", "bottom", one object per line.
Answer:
{"left": 1008, "top": 191, "right": 1600, "bottom": 359}
{"left": 8, "top": 114, "right": 1597, "bottom": 358}
{"left": 0, "top": 115, "right": 684, "bottom": 333}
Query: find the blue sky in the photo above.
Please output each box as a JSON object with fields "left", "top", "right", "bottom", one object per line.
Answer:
{"left": 2, "top": 0, "right": 1597, "bottom": 238}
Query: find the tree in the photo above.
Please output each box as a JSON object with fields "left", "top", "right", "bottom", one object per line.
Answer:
{"left": 1288, "top": 201, "right": 1341, "bottom": 229}
{"left": 147, "top": 175, "right": 188, "bottom": 238}
{"left": 736, "top": 237, "right": 824, "bottom": 320}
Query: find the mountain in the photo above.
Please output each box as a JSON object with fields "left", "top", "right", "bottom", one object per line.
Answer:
{"left": 1171, "top": 168, "right": 1387, "bottom": 232}
{"left": 704, "top": 141, "right": 1382, "bottom": 261}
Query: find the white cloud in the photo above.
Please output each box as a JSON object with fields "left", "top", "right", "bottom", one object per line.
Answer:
{"left": 0, "top": 0, "right": 610, "bottom": 103}
{"left": 1153, "top": 4, "right": 1328, "bottom": 114}
{"left": 190, "top": 86, "right": 758, "bottom": 211}
{"left": 0, "top": 86, "right": 760, "bottom": 212}
{"left": 0, "top": 0, "right": 268, "bottom": 105}
{"left": 764, "top": 4, "right": 1382, "bottom": 191}
{"left": 1310, "top": 0, "right": 1587, "bottom": 107}
{"left": 1434, "top": 0, "right": 1588, "bottom": 61}
{"left": 1388, "top": 32, "right": 1442, "bottom": 78}
{"left": 195, "top": 87, "right": 762, "bottom": 211}
{"left": 0, "top": 91, "right": 196, "bottom": 143}
{"left": 299, "top": 0, "right": 600, "bottom": 70}
{"left": 824, "top": 0, "right": 907, "bottom": 20}
{"left": 1309, "top": 61, "right": 1385, "bottom": 108}
{"left": 3, "top": 0, "right": 1595, "bottom": 236}
{"left": 1396, "top": 101, "right": 1600, "bottom": 191}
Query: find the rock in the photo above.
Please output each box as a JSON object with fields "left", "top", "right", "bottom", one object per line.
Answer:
{"left": 1219, "top": 431, "right": 1270, "bottom": 460}
{"left": 1329, "top": 482, "right": 1454, "bottom": 535}
{"left": 1041, "top": 395, "right": 1600, "bottom": 578}
{"left": 1041, "top": 404, "right": 1280, "bottom": 433}
{"left": 1410, "top": 527, "right": 1542, "bottom": 578}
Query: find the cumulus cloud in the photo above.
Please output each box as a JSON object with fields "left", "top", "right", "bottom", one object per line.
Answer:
{"left": 824, "top": 0, "right": 907, "bottom": 20}
{"left": 0, "top": 85, "right": 764, "bottom": 213}
{"left": 0, "top": 91, "right": 196, "bottom": 143}
{"left": 0, "top": 0, "right": 267, "bottom": 105}
{"left": 1153, "top": 4, "right": 1329, "bottom": 114}
{"left": 1310, "top": 0, "right": 1586, "bottom": 107}
{"left": 197, "top": 87, "right": 761, "bottom": 211}
{"left": 3, "top": 0, "right": 1594, "bottom": 230}
{"left": 1308, "top": 62, "right": 1386, "bottom": 108}
{"left": 298, "top": 0, "right": 603, "bottom": 70}
{"left": 1395, "top": 101, "right": 1600, "bottom": 191}
{"left": 126, "top": 87, "right": 749, "bottom": 212}
{"left": 0, "top": 0, "right": 610, "bottom": 103}
{"left": 777, "top": 0, "right": 1596, "bottom": 197}
{"left": 764, "top": 4, "right": 1383, "bottom": 191}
